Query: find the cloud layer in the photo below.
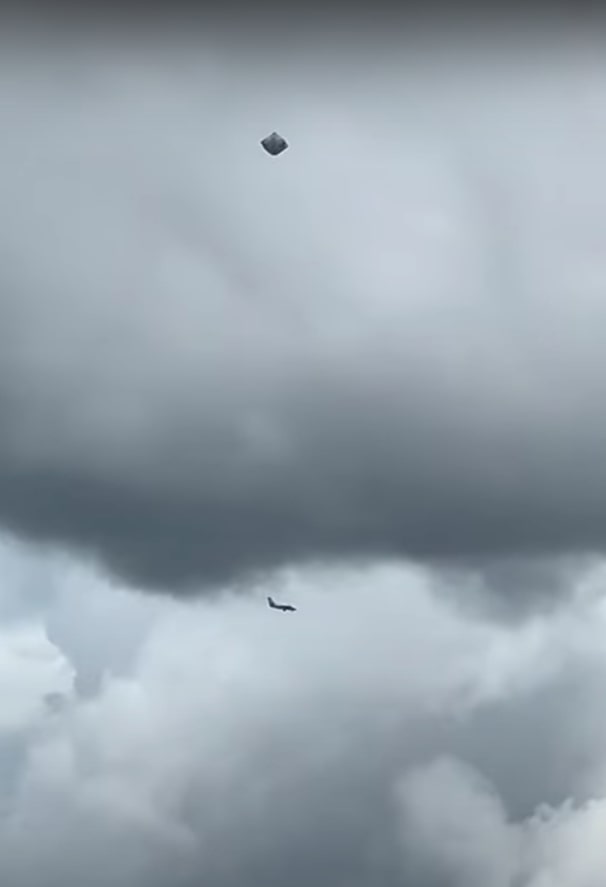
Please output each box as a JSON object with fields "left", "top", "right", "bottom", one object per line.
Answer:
{"left": 2, "top": 539, "right": 606, "bottom": 885}
{"left": 0, "top": 25, "right": 606, "bottom": 590}
{"left": 3, "top": 22, "right": 606, "bottom": 885}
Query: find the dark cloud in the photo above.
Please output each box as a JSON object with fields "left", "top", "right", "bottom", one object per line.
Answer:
{"left": 0, "top": 27, "right": 606, "bottom": 591}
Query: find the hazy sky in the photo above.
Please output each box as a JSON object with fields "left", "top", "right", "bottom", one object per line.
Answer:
{"left": 1, "top": 14, "right": 606, "bottom": 886}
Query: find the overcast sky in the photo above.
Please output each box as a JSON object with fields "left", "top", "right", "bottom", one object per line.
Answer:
{"left": 1, "top": 13, "right": 606, "bottom": 886}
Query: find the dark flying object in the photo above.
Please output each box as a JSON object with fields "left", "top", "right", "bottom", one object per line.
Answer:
{"left": 261, "top": 131, "right": 289, "bottom": 156}
{"left": 267, "top": 595, "right": 296, "bottom": 612}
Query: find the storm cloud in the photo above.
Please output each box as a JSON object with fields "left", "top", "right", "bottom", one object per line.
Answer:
{"left": 0, "top": 21, "right": 606, "bottom": 589}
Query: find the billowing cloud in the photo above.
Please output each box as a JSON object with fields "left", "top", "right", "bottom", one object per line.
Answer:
{"left": 396, "top": 754, "right": 606, "bottom": 887}
{"left": 0, "top": 540, "right": 606, "bottom": 885}
{"left": 0, "top": 23, "right": 605, "bottom": 589}
{"left": 396, "top": 757, "right": 519, "bottom": 887}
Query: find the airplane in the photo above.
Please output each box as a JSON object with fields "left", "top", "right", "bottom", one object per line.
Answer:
{"left": 267, "top": 595, "right": 296, "bottom": 612}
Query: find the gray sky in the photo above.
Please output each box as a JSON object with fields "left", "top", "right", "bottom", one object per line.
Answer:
{"left": 0, "top": 23, "right": 606, "bottom": 588}
{"left": 2, "top": 16, "right": 606, "bottom": 887}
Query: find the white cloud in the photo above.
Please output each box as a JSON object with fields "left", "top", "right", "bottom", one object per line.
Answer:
{"left": 0, "top": 540, "right": 606, "bottom": 883}
{"left": 396, "top": 755, "right": 606, "bottom": 887}
{"left": 396, "top": 757, "right": 519, "bottom": 887}
{"left": 0, "top": 621, "right": 71, "bottom": 731}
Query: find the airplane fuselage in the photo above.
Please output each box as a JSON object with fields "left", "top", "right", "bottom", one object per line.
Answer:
{"left": 268, "top": 596, "right": 296, "bottom": 612}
